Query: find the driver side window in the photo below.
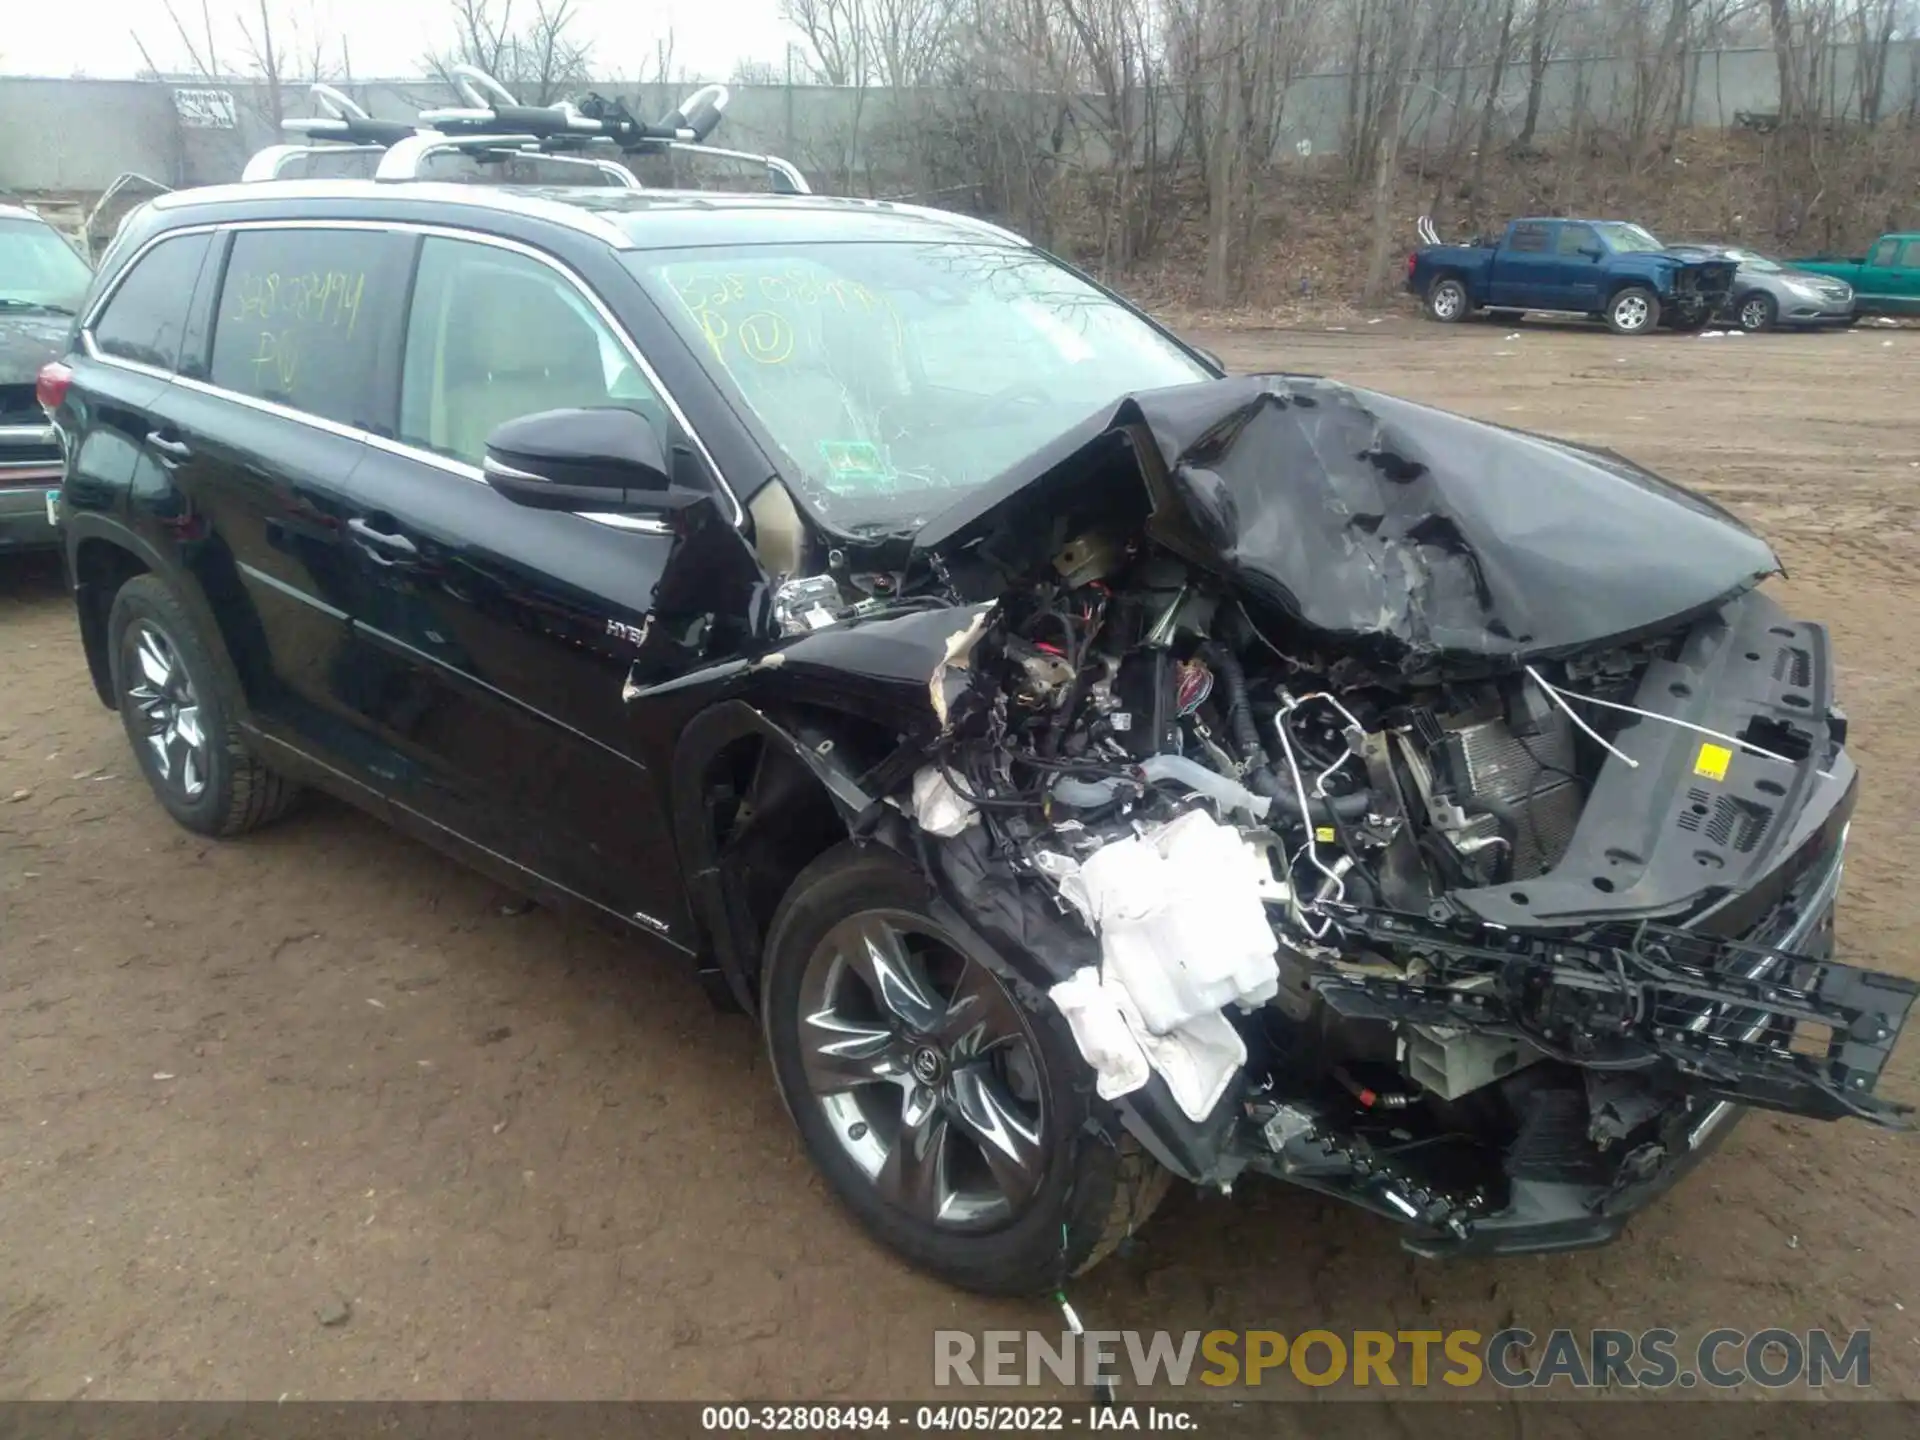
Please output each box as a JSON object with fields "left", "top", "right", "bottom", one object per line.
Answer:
{"left": 398, "top": 237, "right": 671, "bottom": 467}
{"left": 1556, "top": 224, "right": 1597, "bottom": 257}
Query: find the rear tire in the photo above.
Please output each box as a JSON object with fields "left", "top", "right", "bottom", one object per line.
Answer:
{"left": 108, "top": 575, "right": 298, "bottom": 837}
{"left": 1424, "top": 276, "right": 1470, "bottom": 323}
{"left": 761, "top": 841, "right": 1169, "bottom": 1295}
{"left": 1606, "top": 286, "right": 1661, "bottom": 335}
{"left": 1736, "top": 292, "right": 1778, "bottom": 333}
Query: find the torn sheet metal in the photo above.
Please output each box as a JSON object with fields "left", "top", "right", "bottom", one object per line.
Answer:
{"left": 914, "top": 374, "right": 1782, "bottom": 672}
{"left": 929, "top": 609, "right": 990, "bottom": 728}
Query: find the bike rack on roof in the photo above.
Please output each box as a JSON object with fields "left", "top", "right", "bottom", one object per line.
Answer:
{"left": 240, "top": 68, "right": 812, "bottom": 195}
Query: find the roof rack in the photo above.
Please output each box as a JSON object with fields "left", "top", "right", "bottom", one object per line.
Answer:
{"left": 241, "top": 68, "right": 811, "bottom": 195}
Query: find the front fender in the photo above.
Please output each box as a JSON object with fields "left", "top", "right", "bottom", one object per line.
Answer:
{"left": 667, "top": 697, "right": 903, "bottom": 1013}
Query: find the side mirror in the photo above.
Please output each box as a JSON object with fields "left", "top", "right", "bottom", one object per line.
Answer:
{"left": 1579, "top": 246, "right": 1604, "bottom": 261}
{"left": 482, "top": 408, "right": 675, "bottom": 513}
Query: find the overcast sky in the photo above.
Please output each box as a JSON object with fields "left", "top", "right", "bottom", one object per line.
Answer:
{"left": 4, "top": 0, "right": 797, "bottom": 83}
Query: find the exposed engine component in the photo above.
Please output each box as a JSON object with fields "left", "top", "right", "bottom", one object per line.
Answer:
{"left": 912, "top": 519, "right": 1908, "bottom": 1252}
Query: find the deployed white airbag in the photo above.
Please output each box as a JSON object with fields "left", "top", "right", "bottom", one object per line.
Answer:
{"left": 1076, "top": 809, "right": 1281, "bottom": 1034}
{"left": 1046, "top": 809, "right": 1279, "bottom": 1122}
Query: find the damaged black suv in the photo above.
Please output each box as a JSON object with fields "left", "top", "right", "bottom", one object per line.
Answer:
{"left": 45, "top": 158, "right": 1912, "bottom": 1296}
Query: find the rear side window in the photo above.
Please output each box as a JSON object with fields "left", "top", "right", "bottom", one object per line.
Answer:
{"left": 91, "top": 231, "right": 213, "bottom": 371}
{"left": 1870, "top": 239, "right": 1900, "bottom": 266}
{"left": 209, "top": 227, "right": 409, "bottom": 427}
{"left": 1509, "top": 224, "right": 1549, "bottom": 253}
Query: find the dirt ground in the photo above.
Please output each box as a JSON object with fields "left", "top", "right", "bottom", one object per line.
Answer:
{"left": 3, "top": 316, "right": 1919, "bottom": 1403}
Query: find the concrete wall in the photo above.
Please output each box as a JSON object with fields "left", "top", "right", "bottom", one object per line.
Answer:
{"left": 3, "top": 42, "right": 1916, "bottom": 198}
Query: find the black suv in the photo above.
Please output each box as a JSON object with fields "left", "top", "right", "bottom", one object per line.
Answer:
{"left": 43, "top": 111, "right": 1913, "bottom": 1296}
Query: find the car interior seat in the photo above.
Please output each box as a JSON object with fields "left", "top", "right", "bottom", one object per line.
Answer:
{"left": 438, "top": 270, "right": 613, "bottom": 463}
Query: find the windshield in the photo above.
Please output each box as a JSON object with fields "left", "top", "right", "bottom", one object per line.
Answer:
{"left": 1725, "top": 248, "right": 1783, "bottom": 272}
{"left": 1594, "top": 222, "right": 1665, "bottom": 254}
{"left": 0, "top": 217, "right": 92, "bottom": 313}
{"left": 625, "top": 241, "right": 1209, "bottom": 531}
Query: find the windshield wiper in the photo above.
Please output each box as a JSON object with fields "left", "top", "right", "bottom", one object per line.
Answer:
{"left": 0, "top": 299, "right": 77, "bottom": 315}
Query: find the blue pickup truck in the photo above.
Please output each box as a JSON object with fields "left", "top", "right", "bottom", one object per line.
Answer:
{"left": 1408, "top": 218, "right": 1738, "bottom": 335}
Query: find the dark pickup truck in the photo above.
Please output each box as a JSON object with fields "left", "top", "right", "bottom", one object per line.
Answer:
{"left": 1409, "top": 217, "right": 1737, "bottom": 335}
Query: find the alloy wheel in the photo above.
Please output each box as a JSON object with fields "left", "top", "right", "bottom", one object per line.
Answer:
{"left": 797, "top": 910, "right": 1047, "bottom": 1230}
{"left": 1431, "top": 283, "right": 1463, "bottom": 320}
{"left": 1614, "top": 294, "right": 1652, "bottom": 332}
{"left": 1740, "top": 297, "right": 1770, "bottom": 331}
{"left": 125, "top": 622, "right": 210, "bottom": 801}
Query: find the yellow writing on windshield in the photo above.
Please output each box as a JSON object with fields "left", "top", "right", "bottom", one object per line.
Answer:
{"left": 664, "top": 265, "right": 903, "bottom": 367}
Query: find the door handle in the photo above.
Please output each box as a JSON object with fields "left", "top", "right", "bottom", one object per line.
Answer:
{"left": 145, "top": 431, "right": 192, "bottom": 465}
{"left": 347, "top": 516, "right": 420, "bottom": 566}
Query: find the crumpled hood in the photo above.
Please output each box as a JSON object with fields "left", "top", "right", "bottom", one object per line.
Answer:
{"left": 914, "top": 374, "right": 1781, "bottom": 672}
{"left": 0, "top": 311, "right": 72, "bottom": 387}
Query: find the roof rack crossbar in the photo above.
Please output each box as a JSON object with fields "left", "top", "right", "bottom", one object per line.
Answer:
{"left": 242, "top": 142, "right": 390, "bottom": 182}
{"left": 240, "top": 67, "right": 810, "bottom": 195}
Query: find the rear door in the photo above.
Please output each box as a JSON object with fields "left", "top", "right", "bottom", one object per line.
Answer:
{"left": 151, "top": 223, "right": 414, "bottom": 803}
{"left": 63, "top": 229, "right": 217, "bottom": 545}
{"left": 329, "top": 231, "right": 755, "bottom": 937}
{"left": 1488, "top": 222, "right": 1554, "bottom": 307}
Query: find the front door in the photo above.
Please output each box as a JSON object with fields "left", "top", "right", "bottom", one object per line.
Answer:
{"left": 329, "top": 233, "right": 756, "bottom": 939}
{"left": 1552, "top": 222, "right": 1605, "bottom": 311}
{"left": 1857, "top": 237, "right": 1907, "bottom": 314}
{"left": 1892, "top": 240, "right": 1920, "bottom": 316}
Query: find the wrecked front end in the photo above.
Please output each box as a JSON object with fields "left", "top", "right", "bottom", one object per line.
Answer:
{"left": 1667, "top": 256, "right": 1739, "bottom": 320}
{"left": 877, "top": 375, "right": 1912, "bottom": 1258}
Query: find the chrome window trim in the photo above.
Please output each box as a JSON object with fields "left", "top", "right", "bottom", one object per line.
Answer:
{"left": 78, "top": 221, "right": 221, "bottom": 339}
{"left": 480, "top": 455, "right": 546, "bottom": 483}
{"left": 80, "top": 216, "right": 745, "bottom": 529}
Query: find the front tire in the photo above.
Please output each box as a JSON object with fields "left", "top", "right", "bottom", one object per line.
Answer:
{"left": 1736, "top": 292, "right": 1778, "bottom": 332}
{"left": 761, "top": 841, "right": 1169, "bottom": 1295}
{"left": 108, "top": 575, "right": 298, "bottom": 836}
{"left": 1425, "top": 276, "right": 1470, "bottom": 323}
{"left": 1606, "top": 286, "right": 1661, "bottom": 335}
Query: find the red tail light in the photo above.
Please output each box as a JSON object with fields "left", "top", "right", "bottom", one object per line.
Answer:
{"left": 36, "top": 361, "right": 73, "bottom": 413}
{"left": 1406, "top": 252, "right": 1417, "bottom": 278}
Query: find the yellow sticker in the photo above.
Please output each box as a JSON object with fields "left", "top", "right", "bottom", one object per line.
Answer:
{"left": 1693, "top": 742, "right": 1732, "bottom": 782}
{"left": 1314, "top": 826, "right": 1337, "bottom": 843}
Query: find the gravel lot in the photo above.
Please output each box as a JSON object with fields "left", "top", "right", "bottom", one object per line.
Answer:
{"left": 3, "top": 316, "right": 1917, "bottom": 1401}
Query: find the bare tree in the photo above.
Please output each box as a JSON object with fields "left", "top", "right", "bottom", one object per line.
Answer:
{"left": 425, "top": 0, "right": 594, "bottom": 105}
{"left": 1515, "top": 0, "right": 1569, "bottom": 149}
{"left": 1467, "top": 0, "right": 1518, "bottom": 224}
{"left": 1359, "top": 0, "right": 1432, "bottom": 302}
{"left": 784, "top": 0, "right": 874, "bottom": 189}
